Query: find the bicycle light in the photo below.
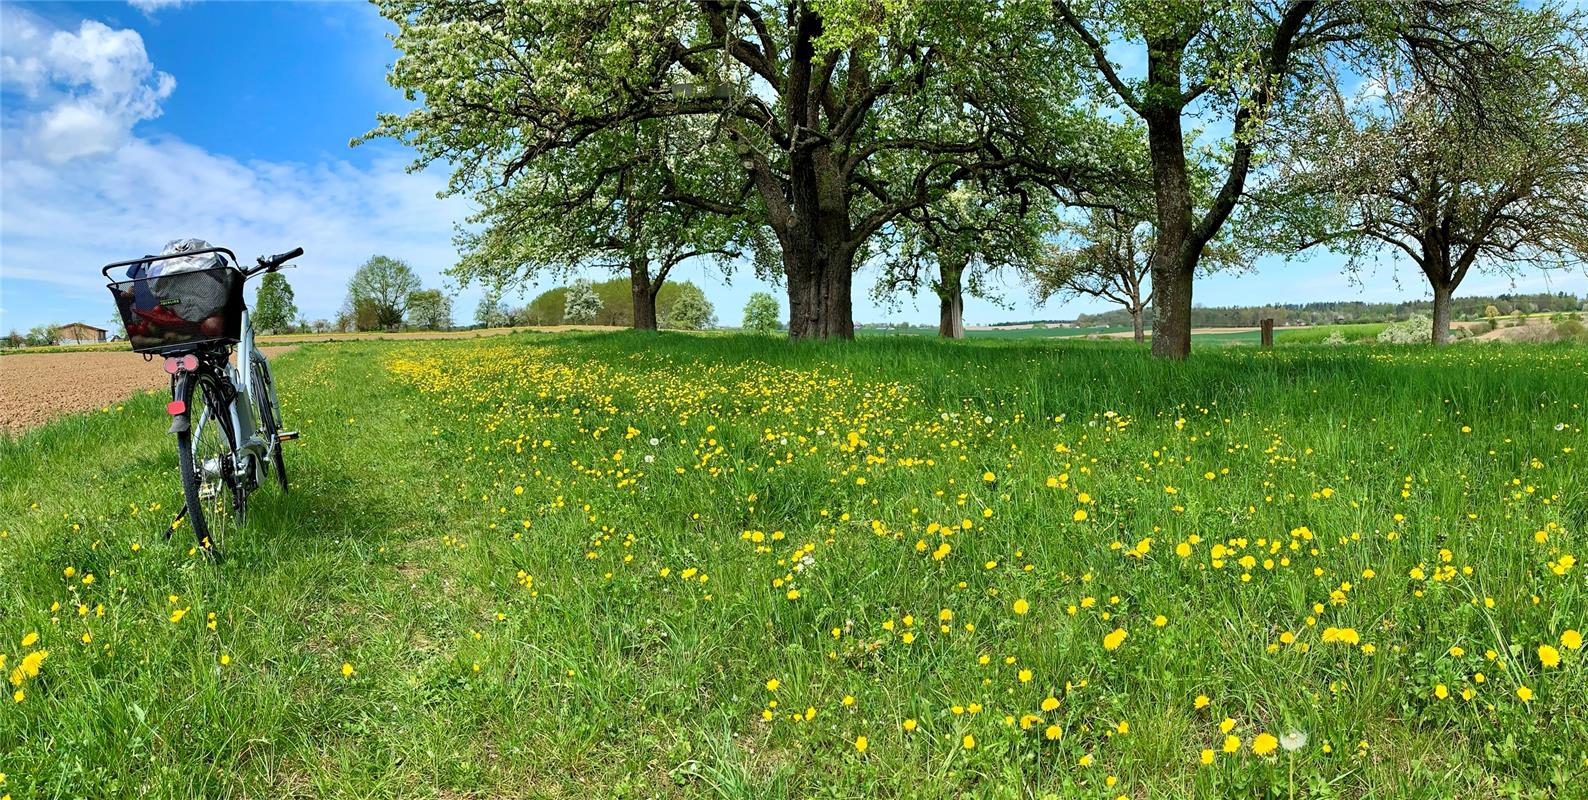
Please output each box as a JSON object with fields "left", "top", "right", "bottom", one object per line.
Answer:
{"left": 163, "top": 355, "right": 200, "bottom": 373}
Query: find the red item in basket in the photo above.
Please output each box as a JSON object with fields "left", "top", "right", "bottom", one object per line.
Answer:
{"left": 134, "top": 304, "right": 194, "bottom": 329}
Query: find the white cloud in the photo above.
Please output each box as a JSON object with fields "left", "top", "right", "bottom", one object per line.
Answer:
{"left": 1, "top": 134, "right": 474, "bottom": 326}
{"left": 0, "top": 7, "right": 175, "bottom": 161}
{"left": 127, "top": 0, "right": 193, "bottom": 13}
{"left": 0, "top": 8, "right": 474, "bottom": 331}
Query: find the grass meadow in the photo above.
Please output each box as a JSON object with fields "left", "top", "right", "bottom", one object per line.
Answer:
{"left": 1, "top": 333, "right": 1585, "bottom": 799}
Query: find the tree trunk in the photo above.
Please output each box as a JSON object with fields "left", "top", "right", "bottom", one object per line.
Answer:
{"left": 781, "top": 210, "right": 857, "bottom": 340}
{"left": 1130, "top": 307, "right": 1145, "bottom": 344}
{"left": 937, "top": 258, "right": 965, "bottom": 339}
{"left": 629, "top": 260, "right": 658, "bottom": 331}
{"left": 1431, "top": 283, "right": 1453, "bottom": 346}
{"left": 1420, "top": 236, "right": 1462, "bottom": 346}
{"left": 1143, "top": 100, "right": 1196, "bottom": 359}
{"left": 1149, "top": 259, "right": 1193, "bottom": 357}
{"left": 785, "top": 248, "right": 855, "bottom": 339}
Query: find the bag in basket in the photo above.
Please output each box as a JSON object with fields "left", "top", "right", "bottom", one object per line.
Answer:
{"left": 147, "top": 238, "right": 234, "bottom": 322}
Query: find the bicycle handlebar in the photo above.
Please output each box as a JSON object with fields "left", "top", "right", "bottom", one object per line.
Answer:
{"left": 249, "top": 246, "right": 304, "bottom": 277}
{"left": 260, "top": 247, "right": 304, "bottom": 269}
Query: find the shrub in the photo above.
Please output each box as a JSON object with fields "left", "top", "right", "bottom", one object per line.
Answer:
{"left": 1377, "top": 314, "right": 1433, "bottom": 344}
{"left": 1323, "top": 331, "right": 1348, "bottom": 346}
{"left": 1554, "top": 319, "right": 1587, "bottom": 343}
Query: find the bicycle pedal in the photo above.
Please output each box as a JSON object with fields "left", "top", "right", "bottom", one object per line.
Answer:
{"left": 277, "top": 431, "right": 300, "bottom": 441}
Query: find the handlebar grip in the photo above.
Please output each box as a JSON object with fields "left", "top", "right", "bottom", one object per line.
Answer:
{"left": 271, "top": 247, "right": 304, "bottom": 264}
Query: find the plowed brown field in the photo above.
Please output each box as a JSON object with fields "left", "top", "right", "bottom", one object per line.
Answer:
{"left": 0, "top": 347, "right": 295, "bottom": 434}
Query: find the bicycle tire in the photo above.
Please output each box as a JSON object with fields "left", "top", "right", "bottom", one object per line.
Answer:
{"left": 176, "top": 371, "right": 243, "bottom": 556}
{"left": 252, "top": 356, "right": 288, "bottom": 492}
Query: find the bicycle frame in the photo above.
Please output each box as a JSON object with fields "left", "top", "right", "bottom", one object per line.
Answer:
{"left": 170, "top": 298, "right": 280, "bottom": 495}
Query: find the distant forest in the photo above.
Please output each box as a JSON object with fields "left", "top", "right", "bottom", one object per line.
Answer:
{"left": 1066, "top": 292, "right": 1586, "bottom": 329}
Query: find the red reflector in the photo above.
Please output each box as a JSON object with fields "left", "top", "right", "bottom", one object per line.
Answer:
{"left": 167, "top": 400, "right": 187, "bottom": 415}
{"left": 181, "top": 354, "right": 199, "bottom": 371}
{"left": 164, "top": 357, "right": 180, "bottom": 374}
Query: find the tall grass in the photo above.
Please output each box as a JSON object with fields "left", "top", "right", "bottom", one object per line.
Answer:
{"left": 1, "top": 333, "right": 1583, "bottom": 798}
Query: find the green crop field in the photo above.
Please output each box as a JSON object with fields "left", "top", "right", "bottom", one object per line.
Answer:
{"left": 856, "top": 325, "right": 1137, "bottom": 340}
{"left": 2, "top": 334, "right": 1585, "bottom": 799}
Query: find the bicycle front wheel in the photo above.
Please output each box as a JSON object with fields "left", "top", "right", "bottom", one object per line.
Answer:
{"left": 252, "top": 355, "right": 288, "bottom": 492}
{"left": 176, "top": 371, "right": 243, "bottom": 556}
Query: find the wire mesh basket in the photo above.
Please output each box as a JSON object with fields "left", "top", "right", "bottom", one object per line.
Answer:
{"left": 108, "top": 265, "right": 245, "bottom": 354}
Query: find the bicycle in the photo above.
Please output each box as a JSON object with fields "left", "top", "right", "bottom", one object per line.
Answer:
{"left": 103, "top": 244, "right": 304, "bottom": 556}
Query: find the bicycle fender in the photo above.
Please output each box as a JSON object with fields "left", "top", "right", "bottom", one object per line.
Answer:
{"left": 168, "top": 373, "right": 191, "bottom": 434}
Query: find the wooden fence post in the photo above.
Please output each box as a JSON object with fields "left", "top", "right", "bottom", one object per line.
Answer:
{"left": 1260, "top": 318, "right": 1275, "bottom": 349}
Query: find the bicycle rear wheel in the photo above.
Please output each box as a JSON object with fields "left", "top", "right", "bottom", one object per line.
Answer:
{"left": 176, "top": 371, "right": 243, "bottom": 555}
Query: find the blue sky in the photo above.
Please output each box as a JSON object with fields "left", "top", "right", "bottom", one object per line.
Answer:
{"left": 2, "top": 1, "right": 1584, "bottom": 334}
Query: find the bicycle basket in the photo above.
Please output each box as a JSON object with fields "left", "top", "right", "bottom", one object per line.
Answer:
{"left": 108, "top": 265, "right": 245, "bottom": 353}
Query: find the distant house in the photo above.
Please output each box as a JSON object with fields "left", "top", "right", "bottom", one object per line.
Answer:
{"left": 58, "top": 322, "right": 108, "bottom": 346}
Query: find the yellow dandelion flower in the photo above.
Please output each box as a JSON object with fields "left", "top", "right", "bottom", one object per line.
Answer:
{"left": 1252, "top": 733, "right": 1278, "bottom": 756}
{"left": 1103, "top": 628, "right": 1127, "bottom": 651}
{"left": 1538, "top": 645, "right": 1560, "bottom": 668}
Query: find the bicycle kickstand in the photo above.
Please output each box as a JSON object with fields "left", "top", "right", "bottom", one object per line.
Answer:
{"left": 167, "top": 504, "right": 188, "bottom": 540}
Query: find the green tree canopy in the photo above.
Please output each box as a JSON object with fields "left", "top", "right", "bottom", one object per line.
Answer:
{"left": 1262, "top": 4, "right": 1588, "bottom": 344}
{"left": 363, "top": 0, "right": 1127, "bottom": 340}
{"left": 563, "top": 279, "right": 602, "bottom": 325}
{"left": 474, "top": 287, "right": 508, "bottom": 328}
{"left": 252, "top": 272, "right": 298, "bottom": 334}
{"left": 1048, "top": 0, "right": 1520, "bottom": 357}
{"left": 663, "top": 283, "right": 714, "bottom": 331}
{"left": 876, "top": 184, "right": 1059, "bottom": 339}
{"left": 523, "top": 288, "right": 566, "bottom": 326}
{"left": 451, "top": 118, "right": 749, "bottom": 330}
{"left": 742, "top": 292, "right": 781, "bottom": 334}
{"left": 347, "top": 255, "right": 421, "bottom": 330}
{"left": 405, "top": 289, "right": 452, "bottom": 331}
